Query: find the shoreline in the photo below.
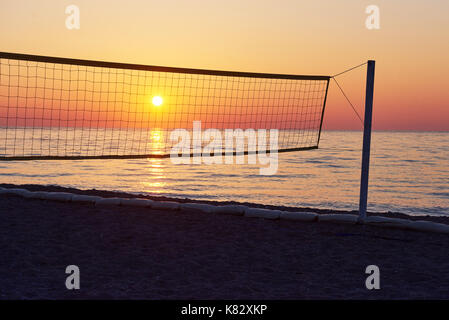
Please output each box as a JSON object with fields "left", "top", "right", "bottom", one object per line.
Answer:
{"left": 1, "top": 183, "right": 449, "bottom": 224}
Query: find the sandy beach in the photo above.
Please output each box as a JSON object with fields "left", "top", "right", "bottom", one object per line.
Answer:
{"left": 1, "top": 184, "right": 448, "bottom": 299}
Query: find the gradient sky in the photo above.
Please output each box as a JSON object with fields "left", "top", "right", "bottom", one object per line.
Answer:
{"left": 1, "top": 0, "right": 448, "bottom": 130}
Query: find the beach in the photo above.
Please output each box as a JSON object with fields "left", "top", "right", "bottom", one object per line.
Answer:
{"left": 2, "top": 131, "right": 448, "bottom": 217}
{"left": 1, "top": 185, "right": 448, "bottom": 299}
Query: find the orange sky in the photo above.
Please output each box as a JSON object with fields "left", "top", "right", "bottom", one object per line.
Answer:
{"left": 1, "top": 0, "right": 448, "bottom": 131}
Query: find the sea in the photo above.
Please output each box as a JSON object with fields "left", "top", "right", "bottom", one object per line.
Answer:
{"left": 0, "top": 131, "right": 447, "bottom": 216}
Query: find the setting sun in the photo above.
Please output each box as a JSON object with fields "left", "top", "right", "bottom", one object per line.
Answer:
{"left": 152, "top": 96, "right": 163, "bottom": 107}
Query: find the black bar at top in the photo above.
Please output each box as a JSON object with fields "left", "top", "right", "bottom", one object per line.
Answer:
{"left": 0, "top": 52, "right": 330, "bottom": 81}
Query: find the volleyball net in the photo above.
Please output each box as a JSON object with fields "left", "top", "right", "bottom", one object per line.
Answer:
{"left": 0, "top": 52, "right": 330, "bottom": 160}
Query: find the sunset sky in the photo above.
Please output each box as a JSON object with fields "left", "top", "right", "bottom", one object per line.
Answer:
{"left": 1, "top": 0, "right": 448, "bottom": 131}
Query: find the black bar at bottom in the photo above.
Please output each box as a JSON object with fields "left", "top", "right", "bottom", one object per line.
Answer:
{"left": 0, "top": 146, "right": 318, "bottom": 161}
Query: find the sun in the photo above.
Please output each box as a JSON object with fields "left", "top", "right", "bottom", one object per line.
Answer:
{"left": 152, "top": 96, "right": 163, "bottom": 107}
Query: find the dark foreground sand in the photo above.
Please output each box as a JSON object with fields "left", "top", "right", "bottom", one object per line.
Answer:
{"left": 0, "top": 185, "right": 448, "bottom": 299}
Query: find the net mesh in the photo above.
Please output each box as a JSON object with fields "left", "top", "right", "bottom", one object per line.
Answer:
{"left": 0, "top": 53, "right": 329, "bottom": 160}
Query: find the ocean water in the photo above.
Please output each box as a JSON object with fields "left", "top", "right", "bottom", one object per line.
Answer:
{"left": 0, "top": 131, "right": 447, "bottom": 216}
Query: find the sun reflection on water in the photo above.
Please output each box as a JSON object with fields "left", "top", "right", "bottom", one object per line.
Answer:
{"left": 141, "top": 156, "right": 167, "bottom": 193}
